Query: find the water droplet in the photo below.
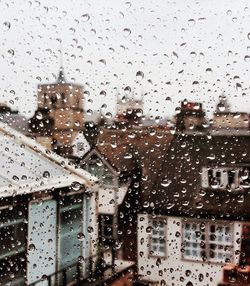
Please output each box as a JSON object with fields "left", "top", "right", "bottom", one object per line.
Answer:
{"left": 124, "top": 86, "right": 131, "bottom": 95}
{"left": 3, "top": 21, "right": 11, "bottom": 31}
{"left": 211, "top": 180, "right": 220, "bottom": 189}
{"left": 36, "top": 112, "right": 43, "bottom": 120}
{"left": 205, "top": 68, "right": 213, "bottom": 74}
{"left": 43, "top": 171, "right": 50, "bottom": 179}
{"left": 136, "top": 71, "right": 144, "bottom": 81}
{"left": 99, "top": 59, "right": 106, "bottom": 66}
{"left": 123, "top": 28, "right": 131, "bottom": 37}
{"left": 77, "top": 232, "right": 85, "bottom": 241}
{"left": 240, "top": 169, "right": 249, "bottom": 180}
{"left": 124, "top": 153, "right": 132, "bottom": 159}
{"left": 217, "top": 102, "right": 226, "bottom": 112}
{"left": 12, "top": 175, "right": 19, "bottom": 182}
{"left": 244, "top": 55, "right": 250, "bottom": 62}
{"left": 167, "top": 203, "right": 175, "bottom": 209}
{"left": 196, "top": 202, "right": 203, "bottom": 209}
{"left": 188, "top": 19, "right": 196, "bottom": 26}
{"left": 81, "top": 14, "right": 90, "bottom": 22}
{"left": 100, "top": 90, "right": 106, "bottom": 96}
{"left": 71, "top": 181, "right": 81, "bottom": 191}
{"left": 87, "top": 226, "right": 93, "bottom": 233}
{"left": 41, "top": 274, "right": 48, "bottom": 281}
{"left": 7, "top": 49, "right": 14, "bottom": 56}
{"left": 161, "top": 178, "right": 171, "bottom": 187}
{"left": 190, "top": 51, "right": 197, "bottom": 58}
{"left": 28, "top": 244, "right": 36, "bottom": 251}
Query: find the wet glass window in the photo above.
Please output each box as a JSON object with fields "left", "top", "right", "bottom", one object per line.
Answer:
{"left": 2, "top": 0, "right": 250, "bottom": 285}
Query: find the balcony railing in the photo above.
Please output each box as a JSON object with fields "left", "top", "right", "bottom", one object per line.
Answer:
{"left": 29, "top": 246, "right": 116, "bottom": 286}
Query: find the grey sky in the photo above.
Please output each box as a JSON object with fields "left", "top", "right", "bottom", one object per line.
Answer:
{"left": 0, "top": 0, "right": 250, "bottom": 119}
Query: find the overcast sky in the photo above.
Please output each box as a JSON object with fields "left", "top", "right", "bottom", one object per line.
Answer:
{"left": 0, "top": 0, "right": 250, "bottom": 119}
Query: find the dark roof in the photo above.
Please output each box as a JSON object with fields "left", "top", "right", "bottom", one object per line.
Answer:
{"left": 141, "top": 131, "right": 250, "bottom": 220}
{"left": 96, "top": 127, "right": 173, "bottom": 175}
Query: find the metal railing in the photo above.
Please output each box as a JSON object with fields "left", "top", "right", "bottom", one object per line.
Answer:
{"left": 29, "top": 246, "right": 116, "bottom": 286}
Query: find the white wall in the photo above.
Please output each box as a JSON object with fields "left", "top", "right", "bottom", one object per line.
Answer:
{"left": 27, "top": 199, "right": 57, "bottom": 286}
{"left": 98, "top": 185, "right": 128, "bottom": 214}
{"left": 137, "top": 214, "right": 242, "bottom": 286}
{"left": 72, "top": 132, "right": 90, "bottom": 157}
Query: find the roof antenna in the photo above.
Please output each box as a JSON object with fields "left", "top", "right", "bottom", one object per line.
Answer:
{"left": 59, "top": 40, "right": 63, "bottom": 67}
{"left": 57, "top": 39, "right": 66, "bottom": 83}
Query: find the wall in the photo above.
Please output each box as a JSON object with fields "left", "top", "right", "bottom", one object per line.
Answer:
{"left": 26, "top": 192, "right": 98, "bottom": 284}
{"left": 137, "top": 214, "right": 242, "bottom": 286}
{"left": 38, "top": 84, "right": 84, "bottom": 110}
{"left": 212, "top": 113, "right": 249, "bottom": 129}
{"left": 27, "top": 199, "right": 57, "bottom": 285}
{"left": 98, "top": 186, "right": 128, "bottom": 214}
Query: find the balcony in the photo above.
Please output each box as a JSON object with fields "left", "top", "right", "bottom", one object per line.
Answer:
{"left": 29, "top": 247, "right": 135, "bottom": 286}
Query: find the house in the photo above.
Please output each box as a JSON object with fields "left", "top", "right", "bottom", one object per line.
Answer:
{"left": 78, "top": 147, "right": 137, "bottom": 263}
{"left": 0, "top": 121, "right": 101, "bottom": 286}
{"left": 2, "top": 118, "right": 136, "bottom": 286}
{"left": 94, "top": 122, "right": 173, "bottom": 265}
{"left": 137, "top": 128, "right": 250, "bottom": 286}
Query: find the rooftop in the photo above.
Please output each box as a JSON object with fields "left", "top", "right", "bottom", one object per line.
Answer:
{"left": 0, "top": 121, "right": 97, "bottom": 197}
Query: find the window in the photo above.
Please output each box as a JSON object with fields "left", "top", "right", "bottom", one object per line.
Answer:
{"left": 77, "top": 142, "right": 84, "bottom": 152}
{"left": 59, "top": 194, "right": 83, "bottom": 268}
{"left": 99, "top": 214, "right": 114, "bottom": 245}
{"left": 239, "top": 168, "right": 250, "bottom": 189}
{"left": 85, "top": 158, "right": 115, "bottom": 187}
{"left": 51, "top": 94, "right": 57, "bottom": 108}
{"left": 207, "top": 169, "right": 222, "bottom": 188}
{"left": 102, "top": 168, "right": 115, "bottom": 186}
{"left": 183, "top": 221, "right": 233, "bottom": 263}
{"left": 149, "top": 218, "right": 167, "bottom": 257}
{"left": 228, "top": 170, "right": 236, "bottom": 187}
{"left": 183, "top": 222, "right": 206, "bottom": 261}
{"left": 44, "top": 93, "right": 48, "bottom": 104}
{"left": 208, "top": 225, "right": 233, "bottom": 262}
{"left": 87, "top": 160, "right": 103, "bottom": 178}
{"left": 0, "top": 206, "right": 27, "bottom": 285}
{"left": 202, "top": 167, "right": 250, "bottom": 190}
{"left": 61, "top": 92, "right": 66, "bottom": 106}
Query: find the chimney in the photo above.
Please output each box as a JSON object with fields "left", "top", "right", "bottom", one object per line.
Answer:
{"left": 176, "top": 100, "right": 206, "bottom": 132}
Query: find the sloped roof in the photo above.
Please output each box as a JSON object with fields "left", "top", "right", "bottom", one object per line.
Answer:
{"left": 0, "top": 122, "right": 97, "bottom": 198}
{"left": 141, "top": 131, "right": 250, "bottom": 220}
{"left": 1, "top": 113, "right": 30, "bottom": 134}
{"left": 97, "top": 127, "right": 173, "bottom": 175}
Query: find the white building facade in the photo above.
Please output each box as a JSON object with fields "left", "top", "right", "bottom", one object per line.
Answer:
{"left": 137, "top": 214, "right": 242, "bottom": 286}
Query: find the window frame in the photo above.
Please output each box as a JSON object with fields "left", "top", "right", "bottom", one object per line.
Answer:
{"left": 201, "top": 166, "right": 250, "bottom": 190}
{"left": 86, "top": 158, "right": 117, "bottom": 188}
{"left": 99, "top": 214, "right": 115, "bottom": 246}
{"left": 181, "top": 219, "right": 234, "bottom": 264}
{"left": 148, "top": 216, "right": 167, "bottom": 258}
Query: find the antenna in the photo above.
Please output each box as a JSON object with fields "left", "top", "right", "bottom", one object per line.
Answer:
{"left": 56, "top": 39, "right": 66, "bottom": 83}
{"left": 59, "top": 40, "right": 63, "bottom": 68}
